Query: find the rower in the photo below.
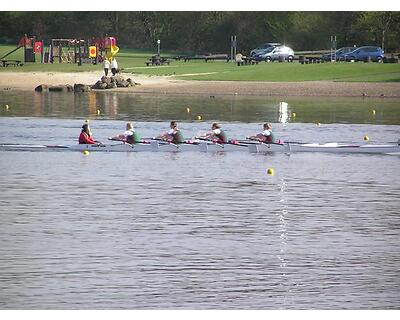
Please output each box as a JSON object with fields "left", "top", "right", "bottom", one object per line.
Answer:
{"left": 156, "top": 121, "right": 184, "bottom": 144}
{"left": 109, "top": 122, "right": 141, "bottom": 144}
{"left": 79, "top": 123, "right": 96, "bottom": 144}
{"left": 248, "top": 123, "right": 276, "bottom": 144}
{"left": 199, "top": 122, "right": 228, "bottom": 144}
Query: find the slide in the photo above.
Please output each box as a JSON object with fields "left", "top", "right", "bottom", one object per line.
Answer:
{"left": 106, "top": 45, "right": 119, "bottom": 61}
{"left": 0, "top": 45, "right": 23, "bottom": 60}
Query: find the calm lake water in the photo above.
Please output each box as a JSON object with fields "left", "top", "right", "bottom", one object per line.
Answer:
{"left": 0, "top": 91, "right": 399, "bottom": 309}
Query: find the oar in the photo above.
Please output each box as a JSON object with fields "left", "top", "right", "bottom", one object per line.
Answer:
{"left": 144, "top": 137, "right": 199, "bottom": 146}
{"left": 151, "top": 137, "right": 179, "bottom": 149}
{"left": 195, "top": 137, "right": 249, "bottom": 148}
{"left": 183, "top": 139, "right": 200, "bottom": 145}
{"left": 195, "top": 136, "right": 224, "bottom": 148}
{"left": 94, "top": 140, "right": 105, "bottom": 146}
{"left": 242, "top": 137, "right": 303, "bottom": 145}
{"left": 107, "top": 142, "right": 134, "bottom": 148}
{"left": 108, "top": 137, "right": 152, "bottom": 146}
{"left": 227, "top": 139, "right": 250, "bottom": 148}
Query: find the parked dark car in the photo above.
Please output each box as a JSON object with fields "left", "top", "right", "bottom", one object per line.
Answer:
{"left": 250, "top": 42, "right": 281, "bottom": 57}
{"left": 321, "top": 47, "right": 356, "bottom": 61}
{"left": 344, "top": 46, "right": 384, "bottom": 62}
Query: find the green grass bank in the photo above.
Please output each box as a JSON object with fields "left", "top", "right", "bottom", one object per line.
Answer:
{"left": 1, "top": 45, "right": 400, "bottom": 83}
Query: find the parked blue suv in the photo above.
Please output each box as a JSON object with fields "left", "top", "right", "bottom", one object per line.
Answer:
{"left": 344, "top": 46, "right": 384, "bottom": 62}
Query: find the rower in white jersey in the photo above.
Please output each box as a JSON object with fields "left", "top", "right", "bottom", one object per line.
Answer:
{"left": 248, "top": 123, "right": 276, "bottom": 143}
{"left": 156, "top": 121, "right": 184, "bottom": 144}
{"left": 109, "top": 122, "right": 141, "bottom": 144}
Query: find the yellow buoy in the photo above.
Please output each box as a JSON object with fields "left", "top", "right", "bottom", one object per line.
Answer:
{"left": 186, "top": 107, "right": 191, "bottom": 113}
{"left": 292, "top": 112, "right": 296, "bottom": 118}
{"left": 197, "top": 115, "right": 202, "bottom": 120}
{"left": 97, "top": 109, "right": 101, "bottom": 116}
{"left": 267, "top": 168, "right": 274, "bottom": 176}
{"left": 83, "top": 150, "right": 90, "bottom": 155}
{"left": 5, "top": 104, "right": 9, "bottom": 110}
{"left": 364, "top": 135, "right": 369, "bottom": 141}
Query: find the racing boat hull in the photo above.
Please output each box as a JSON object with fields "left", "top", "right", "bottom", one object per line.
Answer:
{"left": 1, "top": 141, "right": 399, "bottom": 154}
{"left": 248, "top": 142, "right": 400, "bottom": 154}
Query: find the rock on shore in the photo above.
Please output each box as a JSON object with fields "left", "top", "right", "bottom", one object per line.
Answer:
{"left": 91, "top": 75, "right": 137, "bottom": 90}
{"left": 35, "top": 83, "right": 92, "bottom": 92}
{"left": 35, "top": 84, "right": 75, "bottom": 92}
{"left": 34, "top": 74, "right": 139, "bottom": 93}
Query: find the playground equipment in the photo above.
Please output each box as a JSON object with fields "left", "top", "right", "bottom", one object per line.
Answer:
{"left": 46, "top": 37, "right": 118, "bottom": 65}
{"left": 1, "top": 35, "right": 119, "bottom": 67}
{"left": 48, "top": 39, "right": 92, "bottom": 64}
{"left": 104, "top": 37, "right": 119, "bottom": 61}
{"left": 0, "top": 34, "right": 36, "bottom": 67}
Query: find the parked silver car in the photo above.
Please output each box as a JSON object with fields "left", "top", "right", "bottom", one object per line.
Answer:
{"left": 254, "top": 45, "right": 294, "bottom": 62}
{"left": 250, "top": 42, "right": 281, "bottom": 57}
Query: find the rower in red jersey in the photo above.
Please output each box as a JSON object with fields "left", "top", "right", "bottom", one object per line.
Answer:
{"left": 79, "top": 123, "right": 96, "bottom": 144}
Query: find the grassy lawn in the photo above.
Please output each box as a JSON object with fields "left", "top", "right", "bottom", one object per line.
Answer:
{"left": 1, "top": 44, "right": 400, "bottom": 82}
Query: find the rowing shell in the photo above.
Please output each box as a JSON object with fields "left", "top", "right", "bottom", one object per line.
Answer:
{"left": 0, "top": 141, "right": 399, "bottom": 154}
{"left": 248, "top": 142, "right": 400, "bottom": 155}
{"left": 0, "top": 141, "right": 249, "bottom": 152}
{"left": 70, "top": 141, "right": 249, "bottom": 152}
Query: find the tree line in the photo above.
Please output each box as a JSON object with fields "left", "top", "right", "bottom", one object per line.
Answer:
{"left": 0, "top": 11, "right": 399, "bottom": 54}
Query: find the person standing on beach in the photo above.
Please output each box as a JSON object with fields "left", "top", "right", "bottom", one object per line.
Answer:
{"left": 111, "top": 58, "right": 118, "bottom": 76}
{"left": 103, "top": 58, "right": 110, "bottom": 76}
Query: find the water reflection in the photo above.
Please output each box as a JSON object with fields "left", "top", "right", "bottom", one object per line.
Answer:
{"left": 277, "top": 177, "right": 291, "bottom": 308}
{"left": 0, "top": 90, "right": 399, "bottom": 125}
{"left": 278, "top": 102, "right": 290, "bottom": 124}
{"left": 96, "top": 92, "right": 119, "bottom": 118}
{"left": 32, "top": 92, "right": 44, "bottom": 116}
{"left": 87, "top": 91, "right": 98, "bottom": 116}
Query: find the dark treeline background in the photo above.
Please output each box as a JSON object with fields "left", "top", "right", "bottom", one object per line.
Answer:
{"left": 0, "top": 11, "right": 399, "bottom": 53}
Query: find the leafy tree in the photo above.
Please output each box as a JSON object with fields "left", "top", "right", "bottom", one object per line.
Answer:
{"left": 356, "top": 12, "right": 397, "bottom": 51}
{"left": 0, "top": 11, "right": 399, "bottom": 53}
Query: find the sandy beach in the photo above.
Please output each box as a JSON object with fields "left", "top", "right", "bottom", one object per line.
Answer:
{"left": 1, "top": 71, "right": 400, "bottom": 98}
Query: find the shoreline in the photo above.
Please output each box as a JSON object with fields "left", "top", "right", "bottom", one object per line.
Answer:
{"left": 1, "top": 71, "right": 400, "bottom": 98}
